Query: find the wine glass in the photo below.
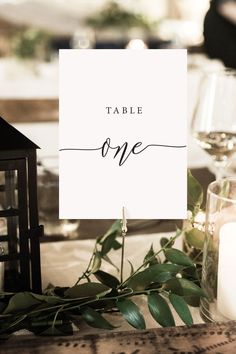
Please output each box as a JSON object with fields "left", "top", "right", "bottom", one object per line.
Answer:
{"left": 192, "top": 69, "right": 236, "bottom": 180}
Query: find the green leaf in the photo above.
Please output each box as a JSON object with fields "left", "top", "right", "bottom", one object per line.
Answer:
{"left": 164, "top": 278, "right": 183, "bottom": 295}
{"left": 165, "top": 278, "right": 205, "bottom": 297}
{"left": 169, "top": 293, "right": 193, "bottom": 325}
{"left": 94, "top": 270, "right": 120, "bottom": 289}
{"left": 30, "top": 293, "right": 63, "bottom": 305}
{"left": 98, "top": 220, "right": 121, "bottom": 243}
{"left": 82, "top": 307, "right": 115, "bottom": 330}
{"left": 90, "top": 252, "right": 102, "bottom": 274}
{"left": 164, "top": 248, "right": 194, "bottom": 266}
{"left": 161, "top": 228, "right": 182, "bottom": 249}
{"left": 182, "top": 265, "right": 198, "bottom": 280}
{"left": 153, "top": 272, "right": 173, "bottom": 283}
{"left": 148, "top": 293, "right": 175, "bottom": 327}
{"left": 127, "top": 264, "right": 183, "bottom": 291}
{"left": 116, "top": 299, "right": 146, "bottom": 330}
{"left": 112, "top": 240, "right": 122, "bottom": 250}
{"left": 104, "top": 219, "right": 121, "bottom": 237}
{"left": 64, "top": 282, "right": 111, "bottom": 299}
{"left": 102, "top": 254, "right": 119, "bottom": 272}
{"left": 143, "top": 244, "right": 158, "bottom": 267}
{"left": 4, "top": 292, "right": 41, "bottom": 314}
{"left": 160, "top": 237, "right": 169, "bottom": 248}
{"left": 178, "top": 279, "right": 205, "bottom": 297}
{"left": 187, "top": 170, "right": 203, "bottom": 214}
{"left": 101, "top": 232, "right": 117, "bottom": 256}
{"left": 185, "top": 229, "right": 205, "bottom": 250}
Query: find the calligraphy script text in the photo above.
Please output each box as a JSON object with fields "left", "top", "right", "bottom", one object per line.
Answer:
{"left": 60, "top": 138, "right": 186, "bottom": 166}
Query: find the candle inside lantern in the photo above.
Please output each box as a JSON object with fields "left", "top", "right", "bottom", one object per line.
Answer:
{"left": 217, "top": 222, "right": 236, "bottom": 319}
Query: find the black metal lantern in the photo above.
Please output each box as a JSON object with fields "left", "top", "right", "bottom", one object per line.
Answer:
{"left": 0, "top": 117, "right": 43, "bottom": 293}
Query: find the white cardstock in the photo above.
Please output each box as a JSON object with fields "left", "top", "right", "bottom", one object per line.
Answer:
{"left": 59, "top": 49, "right": 187, "bottom": 219}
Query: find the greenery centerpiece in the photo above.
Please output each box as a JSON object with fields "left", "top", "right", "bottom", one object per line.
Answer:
{"left": 85, "top": 1, "right": 154, "bottom": 42}
{"left": 12, "top": 29, "right": 51, "bottom": 61}
{"left": 0, "top": 171, "right": 206, "bottom": 337}
{"left": 86, "top": 2, "right": 151, "bottom": 30}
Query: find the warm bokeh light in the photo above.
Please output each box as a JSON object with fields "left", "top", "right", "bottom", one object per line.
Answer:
{"left": 126, "top": 39, "right": 148, "bottom": 50}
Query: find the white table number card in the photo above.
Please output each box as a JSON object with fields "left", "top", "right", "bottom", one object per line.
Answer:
{"left": 59, "top": 49, "right": 187, "bottom": 219}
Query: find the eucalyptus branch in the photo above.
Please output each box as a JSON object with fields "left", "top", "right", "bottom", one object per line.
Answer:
{"left": 45, "top": 287, "right": 164, "bottom": 316}
{"left": 60, "top": 290, "right": 134, "bottom": 313}
{"left": 119, "top": 229, "right": 183, "bottom": 289}
{"left": 1, "top": 287, "right": 165, "bottom": 334}
{"left": 0, "top": 171, "right": 205, "bottom": 335}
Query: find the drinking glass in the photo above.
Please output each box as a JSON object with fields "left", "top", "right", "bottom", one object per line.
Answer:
{"left": 200, "top": 177, "right": 236, "bottom": 322}
{"left": 192, "top": 69, "right": 236, "bottom": 180}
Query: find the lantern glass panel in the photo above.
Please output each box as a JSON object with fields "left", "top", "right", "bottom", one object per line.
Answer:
{"left": 0, "top": 171, "right": 5, "bottom": 211}
{"left": 7, "top": 215, "right": 19, "bottom": 254}
{"left": 4, "top": 215, "right": 22, "bottom": 291}
{"left": 0, "top": 170, "right": 18, "bottom": 211}
{"left": 4, "top": 170, "right": 18, "bottom": 210}
{"left": 0, "top": 217, "right": 7, "bottom": 235}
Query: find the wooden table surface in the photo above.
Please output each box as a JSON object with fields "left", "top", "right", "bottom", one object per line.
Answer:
{"left": 1, "top": 321, "right": 236, "bottom": 354}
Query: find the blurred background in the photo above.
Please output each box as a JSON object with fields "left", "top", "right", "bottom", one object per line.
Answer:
{"left": 0, "top": 0, "right": 235, "bottom": 240}
{"left": 0, "top": 0, "right": 221, "bottom": 123}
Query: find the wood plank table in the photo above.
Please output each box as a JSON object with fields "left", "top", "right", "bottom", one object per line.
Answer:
{"left": 1, "top": 321, "right": 236, "bottom": 354}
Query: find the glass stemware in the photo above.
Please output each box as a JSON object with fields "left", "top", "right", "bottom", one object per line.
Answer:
{"left": 192, "top": 69, "right": 236, "bottom": 180}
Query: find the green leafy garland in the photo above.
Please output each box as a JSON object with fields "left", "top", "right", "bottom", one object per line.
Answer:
{"left": 0, "top": 171, "right": 205, "bottom": 337}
